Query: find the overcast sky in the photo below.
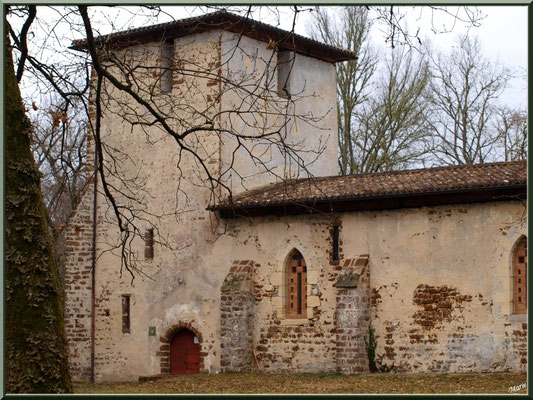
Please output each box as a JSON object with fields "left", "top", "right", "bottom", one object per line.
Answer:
{"left": 401, "top": 6, "right": 527, "bottom": 108}
{"left": 12, "top": 5, "right": 528, "bottom": 109}
{"left": 92, "top": 5, "right": 529, "bottom": 108}
{"left": 296, "top": 6, "right": 528, "bottom": 109}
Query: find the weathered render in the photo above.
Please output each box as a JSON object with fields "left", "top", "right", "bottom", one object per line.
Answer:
{"left": 210, "top": 200, "right": 526, "bottom": 374}
{"left": 64, "top": 11, "right": 527, "bottom": 382}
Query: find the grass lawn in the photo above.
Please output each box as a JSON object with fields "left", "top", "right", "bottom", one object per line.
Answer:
{"left": 74, "top": 372, "right": 527, "bottom": 394}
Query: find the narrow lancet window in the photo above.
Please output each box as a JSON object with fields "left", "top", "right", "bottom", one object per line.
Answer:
{"left": 513, "top": 237, "right": 527, "bottom": 314}
{"left": 286, "top": 250, "right": 307, "bottom": 319}
{"left": 332, "top": 225, "right": 340, "bottom": 261}
{"left": 122, "top": 294, "right": 131, "bottom": 333}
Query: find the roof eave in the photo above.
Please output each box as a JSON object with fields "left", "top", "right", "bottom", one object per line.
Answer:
{"left": 209, "top": 184, "right": 527, "bottom": 218}
{"left": 69, "top": 11, "right": 356, "bottom": 63}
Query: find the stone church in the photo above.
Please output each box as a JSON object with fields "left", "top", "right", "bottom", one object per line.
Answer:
{"left": 64, "top": 11, "right": 527, "bottom": 382}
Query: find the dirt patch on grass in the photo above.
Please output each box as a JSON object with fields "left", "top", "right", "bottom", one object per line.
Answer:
{"left": 74, "top": 372, "right": 527, "bottom": 394}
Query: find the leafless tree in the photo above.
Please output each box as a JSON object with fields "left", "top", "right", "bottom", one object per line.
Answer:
{"left": 9, "top": 6, "right": 491, "bottom": 280}
{"left": 310, "top": 6, "right": 377, "bottom": 175}
{"left": 8, "top": 4, "right": 327, "bottom": 391}
{"left": 352, "top": 48, "right": 431, "bottom": 173}
{"left": 75, "top": 6, "right": 334, "bottom": 278}
{"left": 31, "top": 101, "right": 87, "bottom": 230}
{"left": 371, "top": 6, "right": 485, "bottom": 48}
{"left": 3, "top": 5, "right": 499, "bottom": 392}
{"left": 29, "top": 95, "right": 88, "bottom": 281}
{"left": 426, "top": 35, "right": 511, "bottom": 165}
{"left": 9, "top": 5, "right": 332, "bottom": 279}
{"left": 311, "top": 7, "right": 433, "bottom": 174}
{"left": 495, "top": 106, "right": 527, "bottom": 162}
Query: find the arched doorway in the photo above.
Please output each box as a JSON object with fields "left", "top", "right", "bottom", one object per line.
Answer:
{"left": 170, "top": 329, "right": 200, "bottom": 375}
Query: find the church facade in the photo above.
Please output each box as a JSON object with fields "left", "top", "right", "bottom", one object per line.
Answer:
{"left": 63, "top": 11, "right": 527, "bottom": 382}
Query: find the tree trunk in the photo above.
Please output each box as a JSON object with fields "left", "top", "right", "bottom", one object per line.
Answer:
{"left": 5, "top": 25, "right": 73, "bottom": 394}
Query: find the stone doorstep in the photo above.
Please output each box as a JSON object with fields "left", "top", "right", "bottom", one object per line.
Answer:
{"left": 139, "top": 373, "right": 210, "bottom": 382}
{"left": 138, "top": 374, "right": 167, "bottom": 383}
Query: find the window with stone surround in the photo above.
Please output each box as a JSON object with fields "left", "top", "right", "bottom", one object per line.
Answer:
{"left": 286, "top": 249, "right": 307, "bottom": 319}
{"left": 513, "top": 236, "right": 527, "bottom": 314}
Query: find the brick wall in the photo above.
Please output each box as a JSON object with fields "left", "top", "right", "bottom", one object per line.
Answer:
{"left": 63, "top": 71, "right": 97, "bottom": 380}
{"left": 220, "top": 249, "right": 373, "bottom": 374}
{"left": 508, "top": 322, "right": 527, "bottom": 371}
{"left": 371, "top": 282, "right": 528, "bottom": 373}
{"left": 63, "top": 186, "right": 94, "bottom": 380}
{"left": 334, "top": 256, "right": 370, "bottom": 373}
{"left": 254, "top": 252, "right": 338, "bottom": 373}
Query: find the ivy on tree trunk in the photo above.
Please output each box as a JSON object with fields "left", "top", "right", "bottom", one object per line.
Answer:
{"left": 5, "top": 23, "right": 73, "bottom": 394}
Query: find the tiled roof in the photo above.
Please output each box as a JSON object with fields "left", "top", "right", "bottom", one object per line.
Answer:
{"left": 71, "top": 10, "right": 356, "bottom": 63}
{"left": 212, "top": 161, "right": 527, "bottom": 211}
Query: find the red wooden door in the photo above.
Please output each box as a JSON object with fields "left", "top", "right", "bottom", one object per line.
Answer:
{"left": 170, "top": 329, "right": 200, "bottom": 375}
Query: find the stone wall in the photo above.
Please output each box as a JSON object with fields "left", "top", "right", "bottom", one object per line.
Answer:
{"left": 62, "top": 17, "right": 527, "bottom": 380}
{"left": 370, "top": 284, "right": 527, "bottom": 373}
{"left": 359, "top": 203, "right": 528, "bottom": 373}
{"left": 508, "top": 322, "right": 527, "bottom": 369}
{"left": 220, "top": 260, "right": 256, "bottom": 372}
{"left": 248, "top": 217, "right": 339, "bottom": 373}
{"left": 218, "top": 219, "right": 373, "bottom": 373}
{"left": 218, "top": 201, "right": 527, "bottom": 375}
{"left": 61, "top": 26, "right": 343, "bottom": 381}
{"left": 334, "top": 256, "right": 370, "bottom": 373}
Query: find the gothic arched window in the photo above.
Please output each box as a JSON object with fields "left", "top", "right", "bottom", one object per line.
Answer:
{"left": 286, "top": 250, "right": 307, "bottom": 319}
{"left": 513, "top": 237, "right": 527, "bottom": 314}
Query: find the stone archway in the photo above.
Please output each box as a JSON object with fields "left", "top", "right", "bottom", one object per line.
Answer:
{"left": 158, "top": 322, "right": 205, "bottom": 374}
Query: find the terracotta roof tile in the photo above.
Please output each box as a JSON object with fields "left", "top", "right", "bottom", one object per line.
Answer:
{"left": 71, "top": 9, "right": 355, "bottom": 63}
{"left": 213, "top": 161, "right": 527, "bottom": 210}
